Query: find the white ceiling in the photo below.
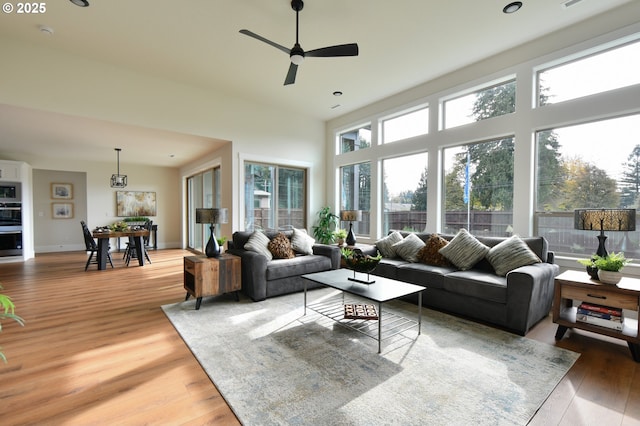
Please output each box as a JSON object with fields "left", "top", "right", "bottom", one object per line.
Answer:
{"left": 0, "top": 0, "right": 632, "bottom": 167}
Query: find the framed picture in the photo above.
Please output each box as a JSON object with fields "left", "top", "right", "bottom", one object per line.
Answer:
{"left": 52, "top": 202, "right": 74, "bottom": 219}
{"left": 116, "top": 191, "right": 157, "bottom": 217}
{"left": 51, "top": 183, "right": 73, "bottom": 199}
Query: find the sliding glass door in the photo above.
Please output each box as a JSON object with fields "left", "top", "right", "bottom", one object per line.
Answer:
{"left": 187, "top": 167, "right": 220, "bottom": 253}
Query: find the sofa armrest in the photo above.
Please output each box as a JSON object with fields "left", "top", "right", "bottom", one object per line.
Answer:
{"left": 505, "top": 262, "right": 559, "bottom": 335}
{"left": 226, "top": 248, "right": 269, "bottom": 301}
{"left": 312, "top": 244, "right": 341, "bottom": 269}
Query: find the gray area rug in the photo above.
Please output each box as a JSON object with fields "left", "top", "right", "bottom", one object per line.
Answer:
{"left": 162, "top": 288, "right": 579, "bottom": 425}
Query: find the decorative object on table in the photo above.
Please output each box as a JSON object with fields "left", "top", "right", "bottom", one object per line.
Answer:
{"left": 109, "top": 220, "right": 129, "bottom": 232}
{"left": 592, "top": 252, "right": 630, "bottom": 284}
{"left": 116, "top": 191, "right": 157, "bottom": 217}
{"left": 50, "top": 182, "right": 73, "bottom": 199}
{"left": 343, "top": 303, "right": 378, "bottom": 320}
{"left": 312, "top": 206, "right": 339, "bottom": 244}
{"left": 217, "top": 236, "right": 228, "bottom": 253}
{"left": 110, "top": 148, "right": 127, "bottom": 188}
{"left": 577, "top": 257, "right": 599, "bottom": 280}
{"left": 341, "top": 247, "right": 381, "bottom": 284}
{"left": 334, "top": 229, "right": 347, "bottom": 246}
{"left": 574, "top": 208, "right": 636, "bottom": 257}
{"left": 123, "top": 216, "right": 149, "bottom": 226}
{"left": 196, "top": 207, "right": 228, "bottom": 258}
{"left": 340, "top": 210, "right": 362, "bottom": 246}
{"left": 51, "top": 202, "right": 74, "bottom": 219}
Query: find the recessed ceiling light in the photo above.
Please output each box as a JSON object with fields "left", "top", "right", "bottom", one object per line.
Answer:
{"left": 69, "top": 0, "right": 89, "bottom": 7}
{"left": 333, "top": 91, "right": 343, "bottom": 97}
{"left": 503, "top": 1, "right": 522, "bottom": 13}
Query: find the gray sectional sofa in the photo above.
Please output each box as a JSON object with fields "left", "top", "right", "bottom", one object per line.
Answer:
{"left": 227, "top": 230, "right": 341, "bottom": 301}
{"left": 361, "top": 231, "right": 559, "bottom": 335}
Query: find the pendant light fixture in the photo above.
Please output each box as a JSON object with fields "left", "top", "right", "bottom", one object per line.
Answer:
{"left": 110, "top": 148, "right": 127, "bottom": 188}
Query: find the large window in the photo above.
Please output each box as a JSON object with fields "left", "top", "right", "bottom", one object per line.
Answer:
{"left": 535, "top": 114, "right": 640, "bottom": 257}
{"left": 382, "top": 153, "right": 428, "bottom": 234}
{"left": 382, "top": 107, "right": 428, "bottom": 144}
{"left": 340, "top": 162, "right": 371, "bottom": 235}
{"left": 443, "top": 137, "right": 514, "bottom": 236}
{"left": 244, "top": 162, "right": 306, "bottom": 231}
{"left": 442, "top": 79, "right": 516, "bottom": 129}
{"left": 339, "top": 125, "right": 372, "bottom": 154}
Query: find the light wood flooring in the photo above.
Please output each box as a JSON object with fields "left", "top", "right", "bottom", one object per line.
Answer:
{"left": 0, "top": 249, "right": 639, "bottom": 425}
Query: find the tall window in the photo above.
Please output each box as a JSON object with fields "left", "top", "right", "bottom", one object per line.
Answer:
{"left": 442, "top": 79, "right": 516, "bottom": 129}
{"left": 339, "top": 125, "right": 372, "bottom": 154}
{"left": 244, "top": 162, "right": 306, "bottom": 231}
{"left": 443, "top": 137, "right": 514, "bottom": 236}
{"left": 340, "top": 162, "right": 371, "bottom": 235}
{"left": 535, "top": 114, "right": 640, "bottom": 257}
{"left": 187, "top": 167, "right": 220, "bottom": 253}
{"left": 382, "top": 107, "right": 429, "bottom": 144}
{"left": 382, "top": 153, "right": 428, "bottom": 234}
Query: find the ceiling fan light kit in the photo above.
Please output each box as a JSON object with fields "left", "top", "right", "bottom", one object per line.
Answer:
{"left": 503, "top": 1, "right": 523, "bottom": 14}
{"left": 69, "top": 0, "right": 90, "bottom": 7}
{"left": 239, "top": 0, "right": 358, "bottom": 85}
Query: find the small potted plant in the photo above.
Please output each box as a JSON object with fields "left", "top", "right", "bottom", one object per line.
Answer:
{"left": 217, "top": 236, "right": 228, "bottom": 253}
{"left": 577, "top": 257, "right": 599, "bottom": 280}
{"left": 593, "top": 252, "right": 630, "bottom": 284}
{"left": 334, "top": 229, "right": 347, "bottom": 246}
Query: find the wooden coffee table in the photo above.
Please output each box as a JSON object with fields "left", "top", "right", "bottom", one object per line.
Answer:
{"left": 302, "top": 269, "right": 424, "bottom": 353}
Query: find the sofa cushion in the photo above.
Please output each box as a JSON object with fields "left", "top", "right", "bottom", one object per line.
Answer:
{"left": 417, "top": 234, "right": 451, "bottom": 267}
{"left": 268, "top": 232, "right": 295, "bottom": 259}
{"left": 291, "top": 228, "right": 315, "bottom": 255}
{"left": 266, "top": 255, "right": 332, "bottom": 281}
{"left": 444, "top": 270, "right": 508, "bottom": 303}
{"left": 438, "top": 228, "right": 489, "bottom": 270}
{"left": 372, "top": 258, "right": 408, "bottom": 279}
{"left": 392, "top": 233, "right": 425, "bottom": 262}
{"left": 244, "top": 231, "right": 273, "bottom": 260}
{"left": 396, "top": 262, "right": 455, "bottom": 289}
{"left": 375, "top": 231, "right": 404, "bottom": 258}
{"left": 486, "top": 235, "right": 542, "bottom": 276}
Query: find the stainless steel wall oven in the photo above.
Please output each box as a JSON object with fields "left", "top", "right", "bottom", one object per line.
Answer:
{"left": 0, "top": 182, "right": 22, "bottom": 256}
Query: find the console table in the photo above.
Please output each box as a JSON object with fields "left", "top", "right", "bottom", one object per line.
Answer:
{"left": 183, "top": 254, "right": 241, "bottom": 310}
{"left": 553, "top": 269, "right": 640, "bottom": 362}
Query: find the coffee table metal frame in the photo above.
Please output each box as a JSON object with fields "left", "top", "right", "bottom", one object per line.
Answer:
{"left": 302, "top": 269, "right": 424, "bottom": 353}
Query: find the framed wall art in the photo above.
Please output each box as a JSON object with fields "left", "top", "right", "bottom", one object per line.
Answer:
{"left": 116, "top": 191, "right": 157, "bottom": 217}
{"left": 51, "top": 183, "right": 73, "bottom": 199}
{"left": 52, "top": 202, "right": 74, "bottom": 219}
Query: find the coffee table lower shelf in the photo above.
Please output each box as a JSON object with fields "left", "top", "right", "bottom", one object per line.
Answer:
{"left": 306, "top": 295, "right": 420, "bottom": 352}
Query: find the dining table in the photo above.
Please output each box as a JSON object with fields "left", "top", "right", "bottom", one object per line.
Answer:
{"left": 92, "top": 229, "right": 150, "bottom": 270}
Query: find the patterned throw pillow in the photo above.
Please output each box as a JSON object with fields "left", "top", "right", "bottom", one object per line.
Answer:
{"left": 244, "top": 231, "right": 273, "bottom": 260}
{"left": 486, "top": 235, "right": 542, "bottom": 276}
{"left": 438, "top": 228, "right": 489, "bottom": 270}
{"left": 268, "top": 232, "right": 295, "bottom": 259}
{"left": 391, "top": 233, "right": 426, "bottom": 263}
{"left": 375, "top": 231, "right": 404, "bottom": 258}
{"left": 291, "top": 228, "right": 315, "bottom": 255}
{"left": 417, "top": 234, "right": 451, "bottom": 267}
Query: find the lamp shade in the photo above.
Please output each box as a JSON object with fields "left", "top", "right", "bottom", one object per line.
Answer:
{"left": 340, "top": 210, "right": 362, "bottom": 222}
{"left": 574, "top": 209, "right": 636, "bottom": 232}
{"left": 196, "top": 208, "right": 228, "bottom": 224}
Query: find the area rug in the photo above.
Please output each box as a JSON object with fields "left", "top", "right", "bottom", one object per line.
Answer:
{"left": 162, "top": 288, "right": 579, "bottom": 425}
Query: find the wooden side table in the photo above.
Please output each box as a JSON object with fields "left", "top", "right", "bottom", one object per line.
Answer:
{"left": 553, "top": 269, "right": 640, "bottom": 362}
{"left": 184, "top": 253, "right": 241, "bottom": 310}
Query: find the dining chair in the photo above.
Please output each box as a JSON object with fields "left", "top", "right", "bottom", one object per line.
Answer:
{"left": 124, "top": 220, "right": 152, "bottom": 266}
{"left": 81, "top": 221, "right": 114, "bottom": 270}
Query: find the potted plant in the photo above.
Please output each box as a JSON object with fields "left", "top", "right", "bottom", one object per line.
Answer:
{"left": 217, "top": 236, "right": 228, "bottom": 253}
{"left": 312, "top": 206, "right": 339, "bottom": 244}
{"left": 1, "top": 285, "right": 24, "bottom": 362}
{"left": 577, "top": 257, "right": 599, "bottom": 280}
{"left": 593, "top": 252, "right": 630, "bottom": 284}
{"left": 334, "top": 229, "right": 347, "bottom": 246}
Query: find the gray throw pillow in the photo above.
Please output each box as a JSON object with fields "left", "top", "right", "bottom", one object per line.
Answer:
{"left": 244, "top": 231, "right": 273, "bottom": 260}
{"left": 438, "top": 228, "right": 489, "bottom": 270}
{"left": 391, "top": 233, "right": 425, "bottom": 263}
{"left": 486, "top": 235, "right": 542, "bottom": 276}
{"left": 375, "top": 231, "right": 404, "bottom": 258}
{"left": 291, "top": 228, "right": 315, "bottom": 255}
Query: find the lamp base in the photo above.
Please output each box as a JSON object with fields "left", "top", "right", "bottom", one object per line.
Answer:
{"left": 596, "top": 233, "right": 608, "bottom": 258}
{"left": 346, "top": 222, "right": 356, "bottom": 246}
{"left": 205, "top": 225, "right": 220, "bottom": 258}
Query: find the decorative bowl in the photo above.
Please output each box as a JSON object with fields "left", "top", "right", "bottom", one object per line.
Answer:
{"left": 342, "top": 248, "right": 381, "bottom": 274}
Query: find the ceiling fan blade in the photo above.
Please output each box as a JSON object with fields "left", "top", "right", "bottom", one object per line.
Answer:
{"left": 239, "top": 29, "right": 290, "bottom": 55}
{"left": 306, "top": 43, "right": 359, "bottom": 58}
{"left": 284, "top": 63, "right": 298, "bottom": 86}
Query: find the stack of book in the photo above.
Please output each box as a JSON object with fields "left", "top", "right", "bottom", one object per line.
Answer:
{"left": 576, "top": 302, "right": 623, "bottom": 331}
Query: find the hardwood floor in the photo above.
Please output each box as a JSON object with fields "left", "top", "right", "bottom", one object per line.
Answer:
{"left": 0, "top": 250, "right": 638, "bottom": 425}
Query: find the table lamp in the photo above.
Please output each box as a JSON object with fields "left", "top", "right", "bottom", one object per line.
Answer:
{"left": 574, "top": 208, "right": 636, "bottom": 257}
{"left": 340, "top": 210, "right": 362, "bottom": 246}
{"left": 196, "top": 207, "right": 228, "bottom": 258}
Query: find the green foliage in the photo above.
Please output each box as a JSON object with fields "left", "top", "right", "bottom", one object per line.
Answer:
{"left": 109, "top": 221, "right": 129, "bottom": 231}
{"left": 411, "top": 167, "right": 428, "bottom": 211}
{"left": 334, "top": 229, "right": 347, "bottom": 239}
{"left": 619, "top": 144, "right": 640, "bottom": 208}
{"left": 123, "top": 216, "right": 148, "bottom": 223}
{"left": 312, "top": 206, "right": 339, "bottom": 244}
{"left": 216, "top": 236, "right": 227, "bottom": 246}
{"left": 593, "top": 252, "right": 630, "bottom": 272}
{"left": 0, "top": 286, "right": 24, "bottom": 363}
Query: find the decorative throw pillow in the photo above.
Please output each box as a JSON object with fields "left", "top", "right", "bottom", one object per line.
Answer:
{"left": 244, "top": 231, "right": 273, "bottom": 260}
{"left": 438, "top": 228, "right": 489, "bottom": 270}
{"left": 392, "top": 233, "right": 425, "bottom": 263}
{"left": 375, "top": 231, "right": 404, "bottom": 258}
{"left": 291, "top": 228, "right": 315, "bottom": 255}
{"left": 486, "top": 235, "right": 542, "bottom": 276}
{"left": 268, "top": 232, "right": 295, "bottom": 259}
{"left": 417, "top": 234, "right": 451, "bottom": 267}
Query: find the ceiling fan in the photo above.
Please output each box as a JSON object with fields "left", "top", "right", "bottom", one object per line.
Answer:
{"left": 239, "top": 0, "right": 359, "bottom": 86}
